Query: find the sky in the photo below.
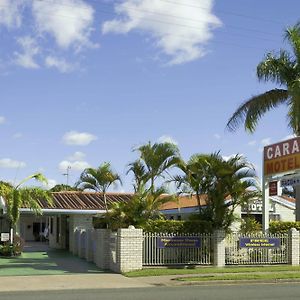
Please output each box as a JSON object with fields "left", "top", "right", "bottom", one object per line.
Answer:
{"left": 0, "top": 0, "right": 299, "bottom": 192}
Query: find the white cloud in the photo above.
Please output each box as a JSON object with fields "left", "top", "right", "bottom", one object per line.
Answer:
{"left": 59, "top": 160, "right": 90, "bottom": 172}
{"left": 0, "top": 158, "right": 26, "bottom": 168}
{"left": 0, "top": 116, "right": 6, "bottom": 124}
{"left": 284, "top": 134, "right": 296, "bottom": 141}
{"left": 158, "top": 135, "right": 178, "bottom": 145}
{"left": 45, "top": 179, "right": 57, "bottom": 189}
{"left": 0, "top": 0, "right": 23, "bottom": 29}
{"left": 248, "top": 140, "right": 256, "bottom": 146}
{"left": 63, "top": 131, "right": 97, "bottom": 146}
{"left": 214, "top": 133, "right": 221, "bottom": 139}
{"left": 67, "top": 151, "right": 86, "bottom": 161}
{"left": 32, "top": 0, "right": 95, "bottom": 50}
{"left": 261, "top": 138, "right": 271, "bottom": 146}
{"left": 45, "top": 56, "right": 75, "bottom": 73}
{"left": 14, "top": 36, "right": 40, "bottom": 69}
{"left": 102, "top": 0, "right": 221, "bottom": 65}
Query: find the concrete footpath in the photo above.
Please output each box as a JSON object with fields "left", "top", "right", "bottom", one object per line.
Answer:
{"left": 0, "top": 274, "right": 152, "bottom": 292}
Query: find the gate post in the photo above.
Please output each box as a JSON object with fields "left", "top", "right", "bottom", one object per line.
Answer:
{"left": 288, "top": 228, "right": 299, "bottom": 265}
{"left": 116, "top": 227, "right": 143, "bottom": 273}
{"left": 213, "top": 230, "right": 226, "bottom": 267}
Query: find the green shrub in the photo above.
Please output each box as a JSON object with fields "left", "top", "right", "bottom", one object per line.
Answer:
{"left": 140, "top": 219, "right": 213, "bottom": 234}
{"left": 240, "top": 216, "right": 262, "bottom": 234}
{"left": 269, "top": 221, "right": 300, "bottom": 234}
{"left": 0, "top": 243, "right": 13, "bottom": 256}
{"left": 0, "top": 235, "right": 24, "bottom": 257}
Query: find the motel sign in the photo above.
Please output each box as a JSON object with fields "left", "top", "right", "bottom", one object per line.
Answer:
{"left": 264, "top": 137, "right": 300, "bottom": 176}
{"left": 263, "top": 136, "right": 300, "bottom": 231}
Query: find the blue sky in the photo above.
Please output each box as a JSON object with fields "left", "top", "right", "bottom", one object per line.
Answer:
{"left": 0, "top": 0, "right": 299, "bottom": 191}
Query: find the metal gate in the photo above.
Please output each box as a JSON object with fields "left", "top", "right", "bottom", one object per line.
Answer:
{"left": 143, "top": 233, "right": 212, "bottom": 266}
{"left": 225, "top": 233, "right": 288, "bottom": 265}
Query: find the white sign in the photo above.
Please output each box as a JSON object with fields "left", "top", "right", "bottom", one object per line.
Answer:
{"left": 1, "top": 233, "right": 9, "bottom": 242}
{"left": 280, "top": 177, "right": 300, "bottom": 187}
{"left": 242, "top": 201, "right": 274, "bottom": 213}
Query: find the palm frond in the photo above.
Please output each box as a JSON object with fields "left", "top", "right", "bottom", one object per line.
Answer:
{"left": 285, "top": 23, "right": 300, "bottom": 64}
{"left": 257, "top": 51, "right": 296, "bottom": 85}
{"left": 226, "top": 89, "right": 289, "bottom": 132}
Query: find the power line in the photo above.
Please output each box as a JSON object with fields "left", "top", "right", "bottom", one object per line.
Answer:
{"left": 0, "top": 1, "right": 284, "bottom": 52}
{"left": 32, "top": 0, "right": 283, "bottom": 38}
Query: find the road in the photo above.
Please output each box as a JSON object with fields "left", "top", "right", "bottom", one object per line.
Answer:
{"left": 1, "top": 283, "right": 300, "bottom": 300}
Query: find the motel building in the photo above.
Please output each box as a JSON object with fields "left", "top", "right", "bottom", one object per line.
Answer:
{"left": 0, "top": 190, "right": 297, "bottom": 248}
{"left": 160, "top": 193, "right": 296, "bottom": 224}
{"left": 0, "top": 192, "right": 132, "bottom": 249}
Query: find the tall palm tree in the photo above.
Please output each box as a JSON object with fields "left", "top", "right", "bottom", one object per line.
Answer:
{"left": 76, "top": 162, "right": 122, "bottom": 212}
{"left": 131, "top": 141, "right": 181, "bottom": 192}
{"left": 227, "top": 23, "right": 300, "bottom": 135}
{"left": 0, "top": 173, "right": 52, "bottom": 233}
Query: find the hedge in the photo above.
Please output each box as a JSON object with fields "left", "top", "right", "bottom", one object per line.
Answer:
{"left": 140, "top": 219, "right": 213, "bottom": 234}
{"left": 269, "top": 221, "right": 300, "bottom": 234}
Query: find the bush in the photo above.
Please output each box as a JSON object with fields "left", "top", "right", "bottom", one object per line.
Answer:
{"left": 0, "top": 235, "right": 24, "bottom": 257}
{"left": 269, "top": 221, "right": 300, "bottom": 234}
{"left": 140, "top": 219, "right": 213, "bottom": 234}
{"left": 240, "top": 216, "right": 262, "bottom": 234}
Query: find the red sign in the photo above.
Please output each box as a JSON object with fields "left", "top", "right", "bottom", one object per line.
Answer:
{"left": 269, "top": 181, "right": 278, "bottom": 196}
{"left": 264, "top": 137, "right": 300, "bottom": 175}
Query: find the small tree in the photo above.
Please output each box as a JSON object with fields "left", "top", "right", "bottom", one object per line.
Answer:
{"left": 0, "top": 174, "right": 52, "bottom": 239}
{"left": 175, "top": 153, "right": 260, "bottom": 231}
{"left": 76, "top": 162, "right": 122, "bottom": 212}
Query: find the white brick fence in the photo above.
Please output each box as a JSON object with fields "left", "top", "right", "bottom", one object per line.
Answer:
{"left": 69, "top": 227, "right": 300, "bottom": 273}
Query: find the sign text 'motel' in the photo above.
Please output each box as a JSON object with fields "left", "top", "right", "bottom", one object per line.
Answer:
{"left": 157, "top": 236, "right": 201, "bottom": 248}
{"left": 264, "top": 137, "right": 300, "bottom": 176}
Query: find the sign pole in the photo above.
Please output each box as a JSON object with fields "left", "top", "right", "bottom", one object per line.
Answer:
{"left": 262, "top": 150, "right": 269, "bottom": 232}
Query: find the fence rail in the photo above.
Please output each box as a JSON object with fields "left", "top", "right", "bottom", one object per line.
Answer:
{"left": 225, "top": 233, "right": 288, "bottom": 265}
{"left": 143, "top": 233, "right": 212, "bottom": 266}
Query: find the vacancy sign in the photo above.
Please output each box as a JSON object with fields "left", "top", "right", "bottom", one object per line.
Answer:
{"left": 264, "top": 137, "right": 300, "bottom": 176}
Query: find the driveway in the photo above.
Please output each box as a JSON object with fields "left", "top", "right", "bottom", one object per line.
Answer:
{"left": 0, "top": 242, "right": 103, "bottom": 276}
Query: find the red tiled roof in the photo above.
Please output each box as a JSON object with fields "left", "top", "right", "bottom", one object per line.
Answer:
{"left": 160, "top": 195, "right": 208, "bottom": 210}
{"left": 29, "top": 192, "right": 133, "bottom": 210}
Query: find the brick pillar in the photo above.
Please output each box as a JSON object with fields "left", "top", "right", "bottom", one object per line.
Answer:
{"left": 288, "top": 228, "right": 300, "bottom": 265}
{"left": 116, "top": 227, "right": 143, "bottom": 273}
{"left": 213, "top": 230, "right": 226, "bottom": 267}
{"left": 95, "top": 229, "right": 111, "bottom": 270}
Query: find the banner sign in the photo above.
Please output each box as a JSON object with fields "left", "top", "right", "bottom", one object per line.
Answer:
{"left": 239, "top": 237, "right": 281, "bottom": 248}
{"left": 264, "top": 137, "right": 300, "bottom": 176}
{"left": 281, "top": 177, "right": 300, "bottom": 187}
{"left": 157, "top": 236, "right": 201, "bottom": 248}
{"left": 0, "top": 233, "right": 9, "bottom": 242}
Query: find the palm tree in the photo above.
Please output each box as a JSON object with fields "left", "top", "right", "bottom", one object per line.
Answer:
{"left": 227, "top": 23, "right": 300, "bottom": 135}
{"left": 104, "top": 183, "right": 176, "bottom": 229}
{"left": 76, "top": 162, "right": 122, "bottom": 212}
{"left": 175, "top": 153, "right": 259, "bottom": 231}
{"left": 0, "top": 173, "right": 52, "bottom": 234}
{"left": 130, "top": 141, "right": 181, "bottom": 192}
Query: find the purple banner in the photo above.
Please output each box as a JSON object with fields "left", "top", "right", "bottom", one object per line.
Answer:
{"left": 157, "top": 236, "right": 201, "bottom": 248}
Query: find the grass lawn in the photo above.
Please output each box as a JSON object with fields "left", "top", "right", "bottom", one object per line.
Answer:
{"left": 0, "top": 250, "right": 102, "bottom": 276}
{"left": 125, "top": 265, "right": 300, "bottom": 277}
{"left": 177, "top": 272, "right": 300, "bottom": 282}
